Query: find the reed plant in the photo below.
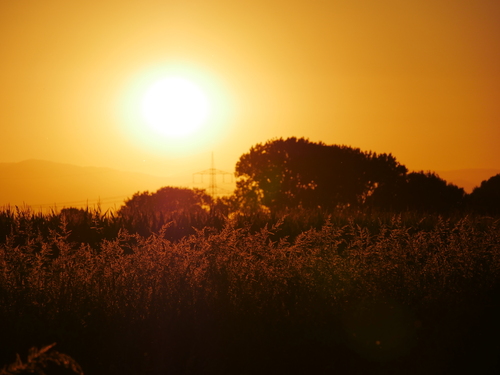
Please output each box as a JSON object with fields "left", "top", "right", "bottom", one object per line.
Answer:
{"left": 0, "top": 207, "right": 499, "bottom": 374}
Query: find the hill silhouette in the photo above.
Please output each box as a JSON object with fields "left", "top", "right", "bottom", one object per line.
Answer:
{"left": 0, "top": 159, "right": 170, "bottom": 211}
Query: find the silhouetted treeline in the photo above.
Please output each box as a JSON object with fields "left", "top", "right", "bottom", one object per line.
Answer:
{"left": 234, "top": 137, "right": 477, "bottom": 214}
{"left": 1, "top": 138, "right": 499, "bottom": 246}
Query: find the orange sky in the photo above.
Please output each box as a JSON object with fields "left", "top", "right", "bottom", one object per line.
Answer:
{"left": 1, "top": 0, "right": 499, "bottom": 190}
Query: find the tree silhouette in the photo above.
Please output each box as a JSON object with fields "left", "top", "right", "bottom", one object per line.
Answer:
{"left": 398, "top": 171, "right": 465, "bottom": 213}
{"left": 234, "top": 137, "right": 407, "bottom": 212}
{"left": 468, "top": 174, "right": 500, "bottom": 214}
{"left": 363, "top": 152, "right": 409, "bottom": 210}
{"left": 117, "top": 186, "right": 212, "bottom": 236}
{"left": 119, "top": 186, "right": 212, "bottom": 216}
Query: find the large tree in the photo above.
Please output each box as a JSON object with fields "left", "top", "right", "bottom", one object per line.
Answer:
{"left": 234, "top": 137, "right": 407, "bottom": 212}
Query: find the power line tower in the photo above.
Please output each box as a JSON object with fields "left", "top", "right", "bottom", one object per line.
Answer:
{"left": 193, "top": 153, "right": 233, "bottom": 197}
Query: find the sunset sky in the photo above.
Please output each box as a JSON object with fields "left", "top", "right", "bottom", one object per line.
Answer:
{"left": 1, "top": 0, "right": 499, "bottom": 193}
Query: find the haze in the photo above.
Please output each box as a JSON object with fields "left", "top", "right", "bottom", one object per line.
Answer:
{"left": 1, "top": 0, "right": 499, "bottom": 206}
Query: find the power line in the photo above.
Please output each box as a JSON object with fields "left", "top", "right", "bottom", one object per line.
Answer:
{"left": 193, "top": 152, "right": 233, "bottom": 197}
{"left": 6, "top": 195, "right": 130, "bottom": 209}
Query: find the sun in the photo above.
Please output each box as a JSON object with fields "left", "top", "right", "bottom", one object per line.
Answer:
{"left": 118, "top": 64, "right": 233, "bottom": 156}
{"left": 141, "top": 76, "right": 210, "bottom": 138}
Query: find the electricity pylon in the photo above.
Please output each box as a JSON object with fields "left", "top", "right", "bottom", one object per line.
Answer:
{"left": 193, "top": 153, "right": 233, "bottom": 197}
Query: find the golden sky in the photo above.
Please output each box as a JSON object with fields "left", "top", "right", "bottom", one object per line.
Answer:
{"left": 1, "top": 0, "right": 499, "bottom": 187}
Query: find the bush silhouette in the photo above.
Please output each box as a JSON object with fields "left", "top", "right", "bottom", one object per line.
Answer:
{"left": 468, "top": 173, "right": 500, "bottom": 214}
{"left": 117, "top": 186, "right": 214, "bottom": 238}
{"left": 398, "top": 171, "right": 465, "bottom": 213}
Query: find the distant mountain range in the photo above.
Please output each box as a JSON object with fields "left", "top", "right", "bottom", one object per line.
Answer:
{"left": 0, "top": 160, "right": 498, "bottom": 212}
{"left": 0, "top": 159, "right": 172, "bottom": 211}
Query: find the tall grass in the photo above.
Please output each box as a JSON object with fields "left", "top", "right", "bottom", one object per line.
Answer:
{"left": 1, "top": 209, "right": 499, "bottom": 374}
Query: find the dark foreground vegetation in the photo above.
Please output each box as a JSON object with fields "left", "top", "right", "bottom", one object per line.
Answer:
{"left": 2, "top": 138, "right": 500, "bottom": 374}
{"left": 1, "top": 207, "right": 500, "bottom": 374}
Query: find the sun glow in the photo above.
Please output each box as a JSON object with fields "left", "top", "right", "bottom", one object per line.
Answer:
{"left": 118, "top": 63, "right": 233, "bottom": 156}
{"left": 141, "top": 77, "right": 210, "bottom": 137}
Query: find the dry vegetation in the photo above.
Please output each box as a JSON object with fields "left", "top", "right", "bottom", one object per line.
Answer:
{"left": 1, "top": 208, "right": 500, "bottom": 374}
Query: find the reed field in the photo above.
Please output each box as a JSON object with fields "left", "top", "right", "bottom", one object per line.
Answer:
{"left": 1, "top": 207, "right": 499, "bottom": 374}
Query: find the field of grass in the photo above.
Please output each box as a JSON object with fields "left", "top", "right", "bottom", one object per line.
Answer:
{"left": 1, "top": 208, "right": 500, "bottom": 374}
